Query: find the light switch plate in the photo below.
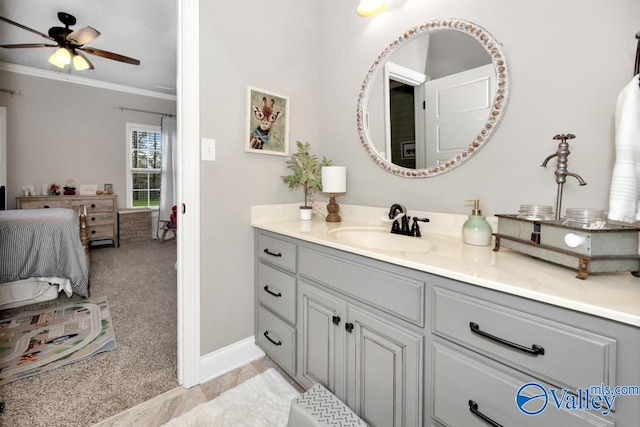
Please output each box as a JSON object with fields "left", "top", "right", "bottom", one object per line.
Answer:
{"left": 202, "top": 138, "right": 216, "bottom": 161}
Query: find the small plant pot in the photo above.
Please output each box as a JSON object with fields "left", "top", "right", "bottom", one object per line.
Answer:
{"left": 299, "top": 206, "right": 313, "bottom": 221}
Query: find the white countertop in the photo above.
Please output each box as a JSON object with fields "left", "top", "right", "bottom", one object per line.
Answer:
{"left": 251, "top": 204, "right": 640, "bottom": 327}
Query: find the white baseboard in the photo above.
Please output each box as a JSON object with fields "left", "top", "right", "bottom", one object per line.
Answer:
{"left": 198, "top": 336, "right": 265, "bottom": 385}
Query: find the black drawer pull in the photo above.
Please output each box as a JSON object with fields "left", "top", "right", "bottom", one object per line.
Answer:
{"left": 91, "top": 230, "right": 96, "bottom": 235}
{"left": 91, "top": 204, "right": 96, "bottom": 208}
{"left": 263, "top": 248, "right": 282, "bottom": 258}
{"left": 469, "top": 400, "right": 503, "bottom": 427}
{"left": 43, "top": 205, "right": 50, "bottom": 208}
{"left": 345, "top": 322, "right": 354, "bottom": 333}
{"left": 332, "top": 315, "right": 341, "bottom": 326}
{"left": 469, "top": 322, "right": 545, "bottom": 356}
{"left": 263, "top": 286, "right": 282, "bottom": 297}
{"left": 91, "top": 217, "right": 96, "bottom": 222}
{"left": 263, "top": 331, "right": 282, "bottom": 346}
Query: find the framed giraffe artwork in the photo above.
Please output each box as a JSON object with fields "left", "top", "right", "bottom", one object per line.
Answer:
{"left": 245, "top": 86, "right": 290, "bottom": 156}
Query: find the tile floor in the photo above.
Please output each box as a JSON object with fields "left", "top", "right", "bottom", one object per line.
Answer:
{"left": 91, "top": 356, "right": 303, "bottom": 427}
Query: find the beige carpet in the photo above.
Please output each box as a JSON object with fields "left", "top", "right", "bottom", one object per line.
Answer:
{"left": 0, "top": 240, "right": 178, "bottom": 427}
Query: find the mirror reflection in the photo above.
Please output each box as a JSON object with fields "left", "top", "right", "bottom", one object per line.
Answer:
{"left": 357, "top": 19, "right": 510, "bottom": 177}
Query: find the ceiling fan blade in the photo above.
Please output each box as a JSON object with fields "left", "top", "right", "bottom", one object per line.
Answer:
{"left": 0, "top": 16, "right": 55, "bottom": 41}
{"left": 80, "top": 47, "right": 140, "bottom": 65}
{"left": 66, "top": 26, "right": 101, "bottom": 46}
{"left": 0, "top": 43, "right": 58, "bottom": 49}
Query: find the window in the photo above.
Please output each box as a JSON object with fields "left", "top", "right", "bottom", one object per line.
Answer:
{"left": 126, "top": 123, "right": 163, "bottom": 208}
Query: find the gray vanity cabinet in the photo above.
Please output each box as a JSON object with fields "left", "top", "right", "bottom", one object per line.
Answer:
{"left": 256, "top": 230, "right": 424, "bottom": 427}
{"left": 297, "top": 280, "right": 423, "bottom": 427}
{"left": 297, "top": 281, "right": 347, "bottom": 399}
{"left": 254, "top": 228, "right": 640, "bottom": 427}
{"left": 346, "top": 305, "right": 423, "bottom": 427}
{"left": 255, "top": 233, "right": 298, "bottom": 376}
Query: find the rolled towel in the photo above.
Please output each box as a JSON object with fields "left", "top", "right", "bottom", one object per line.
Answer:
{"left": 608, "top": 74, "right": 640, "bottom": 222}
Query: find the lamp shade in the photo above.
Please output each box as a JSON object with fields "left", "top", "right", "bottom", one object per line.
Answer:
{"left": 322, "top": 166, "right": 347, "bottom": 193}
{"left": 73, "top": 52, "right": 93, "bottom": 70}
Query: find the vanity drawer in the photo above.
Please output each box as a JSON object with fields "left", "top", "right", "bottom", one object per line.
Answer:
{"left": 432, "top": 287, "right": 617, "bottom": 393}
{"left": 299, "top": 247, "right": 424, "bottom": 326}
{"left": 257, "top": 262, "right": 296, "bottom": 324}
{"left": 432, "top": 340, "right": 613, "bottom": 427}
{"left": 257, "top": 233, "right": 297, "bottom": 273}
{"left": 256, "top": 304, "right": 296, "bottom": 375}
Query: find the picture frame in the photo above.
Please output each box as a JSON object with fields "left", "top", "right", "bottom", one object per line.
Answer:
{"left": 245, "top": 86, "right": 290, "bottom": 156}
{"left": 104, "top": 184, "right": 113, "bottom": 193}
{"left": 401, "top": 142, "right": 416, "bottom": 159}
{"left": 79, "top": 184, "right": 98, "bottom": 196}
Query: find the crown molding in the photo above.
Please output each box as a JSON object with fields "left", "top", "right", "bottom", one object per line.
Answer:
{"left": 0, "top": 62, "right": 177, "bottom": 101}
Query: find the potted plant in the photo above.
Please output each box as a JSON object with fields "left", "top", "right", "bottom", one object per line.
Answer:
{"left": 281, "top": 141, "right": 332, "bottom": 220}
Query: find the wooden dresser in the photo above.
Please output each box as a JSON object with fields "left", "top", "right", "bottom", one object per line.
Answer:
{"left": 16, "top": 194, "right": 118, "bottom": 247}
{"left": 117, "top": 208, "right": 152, "bottom": 246}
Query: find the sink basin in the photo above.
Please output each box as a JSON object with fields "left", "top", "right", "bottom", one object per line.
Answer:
{"left": 329, "top": 226, "right": 434, "bottom": 253}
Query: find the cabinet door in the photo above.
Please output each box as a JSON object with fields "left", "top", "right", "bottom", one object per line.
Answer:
{"left": 346, "top": 306, "right": 423, "bottom": 427}
{"left": 297, "top": 282, "right": 347, "bottom": 399}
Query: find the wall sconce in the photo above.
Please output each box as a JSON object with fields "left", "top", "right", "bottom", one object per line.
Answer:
{"left": 358, "top": 0, "right": 386, "bottom": 16}
{"left": 322, "top": 166, "right": 347, "bottom": 223}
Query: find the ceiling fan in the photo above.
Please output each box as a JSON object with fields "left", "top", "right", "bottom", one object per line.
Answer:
{"left": 0, "top": 12, "right": 140, "bottom": 71}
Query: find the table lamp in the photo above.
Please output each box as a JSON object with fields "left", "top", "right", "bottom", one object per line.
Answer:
{"left": 321, "top": 166, "right": 347, "bottom": 223}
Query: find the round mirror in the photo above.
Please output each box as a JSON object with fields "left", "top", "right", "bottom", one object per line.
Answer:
{"left": 357, "top": 19, "right": 510, "bottom": 177}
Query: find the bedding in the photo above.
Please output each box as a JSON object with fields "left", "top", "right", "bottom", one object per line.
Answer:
{"left": 0, "top": 208, "right": 89, "bottom": 303}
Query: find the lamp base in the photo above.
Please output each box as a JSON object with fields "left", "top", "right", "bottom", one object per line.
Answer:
{"left": 326, "top": 194, "right": 341, "bottom": 223}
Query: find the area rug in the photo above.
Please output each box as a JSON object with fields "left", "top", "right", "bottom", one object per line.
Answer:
{"left": 0, "top": 296, "right": 116, "bottom": 385}
{"left": 162, "top": 368, "right": 301, "bottom": 426}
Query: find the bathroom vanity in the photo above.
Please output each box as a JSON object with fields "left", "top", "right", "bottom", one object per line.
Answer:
{"left": 253, "top": 205, "right": 640, "bottom": 427}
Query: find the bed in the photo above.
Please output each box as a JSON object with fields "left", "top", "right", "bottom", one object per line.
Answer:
{"left": 0, "top": 207, "right": 90, "bottom": 309}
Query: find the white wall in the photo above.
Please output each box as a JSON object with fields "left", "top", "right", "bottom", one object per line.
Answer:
{"left": 0, "top": 70, "right": 176, "bottom": 209}
{"left": 197, "top": 0, "right": 639, "bottom": 357}
{"left": 198, "top": 0, "right": 321, "bottom": 354}
{"left": 318, "top": 0, "right": 639, "bottom": 216}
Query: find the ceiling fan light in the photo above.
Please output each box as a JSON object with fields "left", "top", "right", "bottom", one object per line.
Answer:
{"left": 73, "top": 52, "right": 92, "bottom": 70}
{"left": 48, "top": 51, "right": 66, "bottom": 68}
{"left": 52, "top": 47, "right": 71, "bottom": 65}
{"left": 357, "top": 0, "right": 386, "bottom": 16}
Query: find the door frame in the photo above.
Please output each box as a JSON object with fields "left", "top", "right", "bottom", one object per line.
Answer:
{"left": 177, "top": 0, "right": 201, "bottom": 388}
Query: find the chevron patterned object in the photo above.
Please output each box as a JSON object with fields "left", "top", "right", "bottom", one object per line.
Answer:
{"left": 286, "top": 383, "right": 367, "bottom": 427}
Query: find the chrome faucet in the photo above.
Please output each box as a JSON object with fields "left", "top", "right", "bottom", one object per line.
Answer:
{"left": 387, "top": 204, "right": 429, "bottom": 237}
{"left": 540, "top": 133, "right": 587, "bottom": 221}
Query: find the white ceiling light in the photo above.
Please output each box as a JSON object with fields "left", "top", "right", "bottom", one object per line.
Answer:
{"left": 357, "top": 0, "right": 386, "bottom": 16}
{"left": 73, "top": 51, "right": 94, "bottom": 70}
{"left": 48, "top": 47, "right": 71, "bottom": 68}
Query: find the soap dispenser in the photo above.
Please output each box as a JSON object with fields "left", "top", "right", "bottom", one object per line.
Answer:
{"left": 462, "top": 200, "right": 492, "bottom": 246}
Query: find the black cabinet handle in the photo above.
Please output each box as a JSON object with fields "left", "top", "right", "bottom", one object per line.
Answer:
{"left": 263, "top": 285, "right": 282, "bottom": 297}
{"left": 345, "top": 322, "right": 354, "bottom": 333}
{"left": 91, "top": 217, "right": 96, "bottom": 222}
{"left": 469, "top": 322, "right": 545, "bottom": 356}
{"left": 91, "top": 230, "right": 96, "bottom": 235}
{"left": 263, "top": 248, "right": 282, "bottom": 258}
{"left": 263, "top": 331, "right": 282, "bottom": 346}
{"left": 332, "top": 315, "right": 341, "bottom": 326}
{"left": 469, "top": 400, "right": 503, "bottom": 427}
{"left": 91, "top": 204, "right": 96, "bottom": 208}
{"left": 43, "top": 205, "right": 50, "bottom": 208}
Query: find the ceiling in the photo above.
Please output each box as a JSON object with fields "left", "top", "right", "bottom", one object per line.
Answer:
{"left": 0, "top": 0, "right": 177, "bottom": 96}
